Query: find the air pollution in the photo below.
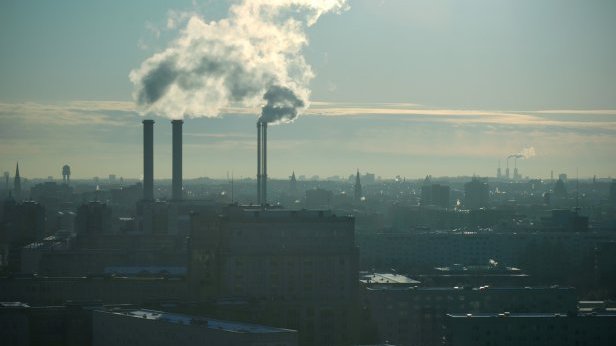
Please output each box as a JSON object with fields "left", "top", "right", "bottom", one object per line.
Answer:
{"left": 129, "top": 0, "right": 348, "bottom": 123}
{"left": 508, "top": 146, "right": 536, "bottom": 160}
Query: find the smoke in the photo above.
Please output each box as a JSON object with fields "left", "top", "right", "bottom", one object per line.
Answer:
{"left": 130, "top": 0, "right": 348, "bottom": 121}
{"left": 508, "top": 146, "right": 536, "bottom": 159}
{"left": 260, "top": 85, "right": 305, "bottom": 124}
{"left": 519, "top": 146, "right": 536, "bottom": 159}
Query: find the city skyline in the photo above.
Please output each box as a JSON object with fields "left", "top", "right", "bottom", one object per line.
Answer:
{"left": 1, "top": 0, "right": 615, "bottom": 179}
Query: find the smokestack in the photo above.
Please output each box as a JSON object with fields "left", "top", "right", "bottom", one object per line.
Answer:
{"left": 262, "top": 122, "right": 267, "bottom": 206}
{"left": 256, "top": 121, "right": 268, "bottom": 206}
{"left": 257, "top": 122, "right": 262, "bottom": 205}
{"left": 171, "top": 120, "right": 183, "bottom": 201}
{"left": 143, "top": 119, "right": 154, "bottom": 201}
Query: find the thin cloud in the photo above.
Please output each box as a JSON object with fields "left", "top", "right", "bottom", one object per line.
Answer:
{"left": 0, "top": 101, "right": 136, "bottom": 127}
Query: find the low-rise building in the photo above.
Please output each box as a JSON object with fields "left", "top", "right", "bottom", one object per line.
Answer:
{"left": 93, "top": 309, "right": 298, "bottom": 346}
{"left": 444, "top": 311, "right": 616, "bottom": 346}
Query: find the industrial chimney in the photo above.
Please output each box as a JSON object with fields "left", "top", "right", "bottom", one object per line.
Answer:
{"left": 143, "top": 119, "right": 154, "bottom": 201}
{"left": 256, "top": 121, "right": 268, "bottom": 206}
{"left": 171, "top": 120, "right": 183, "bottom": 200}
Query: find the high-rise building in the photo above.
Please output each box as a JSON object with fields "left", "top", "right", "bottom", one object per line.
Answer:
{"left": 189, "top": 207, "right": 359, "bottom": 345}
{"left": 1, "top": 200, "right": 45, "bottom": 272}
{"left": 464, "top": 177, "right": 489, "bottom": 209}
{"left": 75, "top": 201, "right": 112, "bottom": 235}
{"left": 610, "top": 179, "right": 616, "bottom": 203}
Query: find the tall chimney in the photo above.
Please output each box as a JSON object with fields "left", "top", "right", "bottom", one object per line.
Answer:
{"left": 257, "top": 122, "right": 262, "bottom": 205}
{"left": 256, "top": 121, "right": 268, "bottom": 206}
{"left": 143, "top": 119, "right": 154, "bottom": 201}
{"left": 262, "top": 122, "right": 267, "bottom": 205}
{"left": 171, "top": 120, "right": 183, "bottom": 200}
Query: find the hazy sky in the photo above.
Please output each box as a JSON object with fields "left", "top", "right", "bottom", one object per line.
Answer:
{"left": 1, "top": 0, "right": 615, "bottom": 179}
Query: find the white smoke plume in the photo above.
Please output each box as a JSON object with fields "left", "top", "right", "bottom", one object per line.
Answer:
{"left": 130, "top": 0, "right": 348, "bottom": 123}
{"left": 508, "top": 146, "right": 536, "bottom": 159}
{"left": 519, "top": 146, "right": 536, "bottom": 159}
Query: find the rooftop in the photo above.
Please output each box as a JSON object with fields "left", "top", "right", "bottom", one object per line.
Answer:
{"left": 104, "top": 309, "right": 295, "bottom": 334}
{"left": 1, "top": 302, "right": 30, "bottom": 308}
{"left": 447, "top": 311, "right": 616, "bottom": 318}
{"left": 360, "top": 272, "right": 420, "bottom": 285}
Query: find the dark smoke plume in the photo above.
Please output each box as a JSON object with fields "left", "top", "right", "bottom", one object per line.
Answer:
{"left": 259, "top": 85, "right": 305, "bottom": 124}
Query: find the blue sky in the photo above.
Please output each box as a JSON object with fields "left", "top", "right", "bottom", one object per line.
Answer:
{"left": 1, "top": 0, "right": 615, "bottom": 179}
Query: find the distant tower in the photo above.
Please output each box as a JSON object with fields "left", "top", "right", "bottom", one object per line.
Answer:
{"left": 505, "top": 157, "right": 510, "bottom": 179}
{"left": 513, "top": 157, "right": 519, "bottom": 180}
{"left": 354, "top": 169, "right": 362, "bottom": 202}
{"left": 14, "top": 162, "right": 22, "bottom": 200}
{"left": 497, "top": 160, "right": 502, "bottom": 179}
{"left": 290, "top": 171, "right": 297, "bottom": 196}
{"left": 62, "top": 164, "right": 71, "bottom": 184}
{"left": 550, "top": 170, "right": 554, "bottom": 182}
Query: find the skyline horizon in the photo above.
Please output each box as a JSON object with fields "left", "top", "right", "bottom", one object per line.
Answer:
{"left": 1, "top": 1, "right": 615, "bottom": 181}
{"left": 2, "top": 99, "right": 615, "bottom": 180}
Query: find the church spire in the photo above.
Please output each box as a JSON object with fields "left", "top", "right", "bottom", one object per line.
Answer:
{"left": 354, "top": 169, "right": 362, "bottom": 202}
{"left": 289, "top": 171, "right": 297, "bottom": 197}
{"left": 14, "top": 162, "right": 22, "bottom": 200}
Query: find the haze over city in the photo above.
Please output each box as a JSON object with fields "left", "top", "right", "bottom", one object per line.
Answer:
{"left": 2, "top": 2, "right": 616, "bottom": 346}
{"left": 1, "top": 0, "right": 615, "bottom": 179}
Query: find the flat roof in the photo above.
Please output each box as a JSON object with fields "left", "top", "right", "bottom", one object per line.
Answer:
{"left": 366, "top": 285, "right": 574, "bottom": 292}
{"left": 447, "top": 312, "right": 616, "bottom": 318}
{"left": 103, "top": 266, "right": 187, "bottom": 276}
{"left": 360, "top": 273, "right": 420, "bottom": 285}
{"left": 102, "top": 309, "right": 295, "bottom": 334}
{"left": 1, "top": 302, "right": 30, "bottom": 308}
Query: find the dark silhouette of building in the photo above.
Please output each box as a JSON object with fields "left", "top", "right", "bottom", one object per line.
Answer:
{"left": 1, "top": 199, "right": 45, "bottom": 272}
{"left": 421, "top": 184, "right": 450, "bottom": 209}
{"left": 363, "top": 284, "right": 576, "bottom": 346}
{"left": 290, "top": 171, "right": 298, "bottom": 197}
{"left": 189, "top": 207, "right": 359, "bottom": 346}
{"left": 444, "top": 311, "right": 616, "bottom": 346}
{"left": 0, "top": 301, "right": 106, "bottom": 346}
{"left": 596, "top": 241, "right": 616, "bottom": 297}
{"left": 464, "top": 177, "right": 489, "bottom": 209}
{"left": 13, "top": 162, "right": 22, "bottom": 201}
{"left": 610, "top": 179, "right": 616, "bottom": 203}
{"left": 75, "top": 201, "right": 112, "bottom": 236}
{"left": 62, "top": 165, "right": 71, "bottom": 185}
{"left": 541, "top": 209, "right": 589, "bottom": 232}
{"left": 554, "top": 178, "right": 567, "bottom": 197}
{"left": 354, "top": 169, "right": 362, "bottom": 202}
